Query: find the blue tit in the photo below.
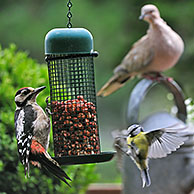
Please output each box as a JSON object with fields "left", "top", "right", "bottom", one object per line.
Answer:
{"left": 113, "top": 123, "right": 188, "bottom": 187}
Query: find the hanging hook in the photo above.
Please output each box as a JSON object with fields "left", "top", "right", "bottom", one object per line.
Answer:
{"left": 67, "top": 0, "right": 73, "bottom": 28}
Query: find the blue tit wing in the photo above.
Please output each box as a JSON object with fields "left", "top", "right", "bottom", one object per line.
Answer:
{"left": 112, "top": 129, "right": 130, "bottom": 153}
{"left": 145, "top": 123, "right": 188, "bottom": 159}
{"left": 112, "top": 129, "right": 131, "bottom": 171}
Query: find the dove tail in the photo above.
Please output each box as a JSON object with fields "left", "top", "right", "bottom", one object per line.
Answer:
{"left": 97, "top": 74, "right": 131, "bottom": 97}
{"left": 141, "top": 169, "right": 151, "bottom": 188}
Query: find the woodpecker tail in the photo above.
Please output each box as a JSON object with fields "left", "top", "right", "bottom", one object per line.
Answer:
{"left": 141, "top": 169, "right": 151, "bottom": 188}
{"left": 30, "top": 140, "right": 71, "bottom": 187}
{"left": 39, "top": 152, "right": 72, "bottom": 187}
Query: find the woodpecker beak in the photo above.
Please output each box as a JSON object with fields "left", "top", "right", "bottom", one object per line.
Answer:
{"left": 33, "top": 86, "right": 46, "bottom": 96}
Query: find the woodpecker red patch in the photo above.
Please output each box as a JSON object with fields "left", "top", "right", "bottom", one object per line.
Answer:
{"left": 15, "top": 87, "right": 31, "bottom": 97}
{"left": 19, "top": 87, "right": 29, "bottom": 90}
{"left": 31, "top": 139, "right": 45, "bottom": 154}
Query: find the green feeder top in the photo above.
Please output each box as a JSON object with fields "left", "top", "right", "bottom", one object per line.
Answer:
{"left": 45, "top": 28, "right": 94, "bottom": 55}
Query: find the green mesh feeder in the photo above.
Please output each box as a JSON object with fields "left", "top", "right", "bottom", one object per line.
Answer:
{"left": 45, "top": 28, "right": 114, "bottom": 165}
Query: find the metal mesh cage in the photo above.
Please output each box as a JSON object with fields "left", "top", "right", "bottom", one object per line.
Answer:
{"left": 46, "top": 54, "right": 101, "bottom": 157}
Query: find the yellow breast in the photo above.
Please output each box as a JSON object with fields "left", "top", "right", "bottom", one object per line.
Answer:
{"left": 127, "top": 132, "right": 149, "bottom": 158}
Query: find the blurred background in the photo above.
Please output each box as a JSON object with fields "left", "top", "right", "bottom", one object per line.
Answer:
{"left": 0, "top": 0, "right": 194, "bottom": 193}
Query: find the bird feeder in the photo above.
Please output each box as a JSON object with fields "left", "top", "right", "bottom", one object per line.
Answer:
{"left": 44, "top": 28, "right": 114, "bottom": 165}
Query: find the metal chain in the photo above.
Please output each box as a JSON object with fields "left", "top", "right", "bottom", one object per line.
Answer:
{"left": 67, "top": 0, "right": 73, "bottom": 28}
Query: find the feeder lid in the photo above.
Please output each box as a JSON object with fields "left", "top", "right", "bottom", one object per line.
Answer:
{"left": 45, "top": 28, "right": 94, "bottom": 55}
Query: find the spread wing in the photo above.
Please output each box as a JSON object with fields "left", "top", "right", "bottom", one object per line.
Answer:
{"left": 145, "top": 123, "right": 188, "bottom": 159}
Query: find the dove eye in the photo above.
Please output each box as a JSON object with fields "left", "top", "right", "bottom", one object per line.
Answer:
{"left": 146, "top": 9, "right": 155, "bottom": 14}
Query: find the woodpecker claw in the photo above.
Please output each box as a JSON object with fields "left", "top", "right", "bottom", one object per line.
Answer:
{"left": 45, "top": 96, "right": 53, "bottom": 116}
{"left": 45, "top": 107, "right": 53, "bottom": 116}
{"left": 45, "top": 96, "right": 50, "bottom": 106}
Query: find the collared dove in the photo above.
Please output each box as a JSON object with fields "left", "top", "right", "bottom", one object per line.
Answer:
{"left": 97, "top": 4, "right": 184, "bottom": 97}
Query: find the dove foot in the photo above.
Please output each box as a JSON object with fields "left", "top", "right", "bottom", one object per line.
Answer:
{"left": 143, "top": 72, "right": 173, "bottom": 82}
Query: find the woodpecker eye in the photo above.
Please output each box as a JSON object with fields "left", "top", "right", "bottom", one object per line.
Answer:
{"left": 21, "top": 90, "right": 30, "bottom": 96}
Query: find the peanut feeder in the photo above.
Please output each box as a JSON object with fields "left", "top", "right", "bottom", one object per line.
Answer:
{"left": 45, "top": 28, "right": 114, "bottom": 165}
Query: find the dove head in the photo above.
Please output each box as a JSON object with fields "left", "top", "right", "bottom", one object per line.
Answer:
{"left": 127, "top": 124, "right": 143, "bottom": 137}
{"left": 139, "top": 4, "right": 160, "bottom": 23}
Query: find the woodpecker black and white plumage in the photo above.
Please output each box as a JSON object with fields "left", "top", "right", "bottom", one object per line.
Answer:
{"left": 14, "top": 86, "right": 71, "bottom": 186}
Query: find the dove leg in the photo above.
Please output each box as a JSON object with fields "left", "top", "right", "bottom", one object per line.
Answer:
{"left": 143, "top": 72, "right": 173, "bottom": 82}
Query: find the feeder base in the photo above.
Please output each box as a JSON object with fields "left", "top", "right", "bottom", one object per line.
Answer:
{"left": 53, "top": 151, "right": 115, "bottom": 165}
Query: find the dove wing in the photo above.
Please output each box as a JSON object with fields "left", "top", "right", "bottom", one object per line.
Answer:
{"left": 97, "top": 35, "right": 154, "bottom": 97}
{"left": 145, "top": 123, "right": 188, "bottom": 159}
{"left": 114, "top": 34, "right": 154, "bottom": 75}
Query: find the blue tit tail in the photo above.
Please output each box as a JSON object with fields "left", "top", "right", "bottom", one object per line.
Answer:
{"left": 141, "top": 169, "right": 151, "bottom": 188}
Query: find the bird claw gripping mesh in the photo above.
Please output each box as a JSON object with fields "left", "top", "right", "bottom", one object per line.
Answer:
{"left": 45, "top": 96, "right": 53, "bottom": 116}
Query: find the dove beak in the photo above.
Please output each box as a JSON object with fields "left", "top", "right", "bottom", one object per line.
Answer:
{"left": 139, "top": 14, "right": 145, "bottom": 20}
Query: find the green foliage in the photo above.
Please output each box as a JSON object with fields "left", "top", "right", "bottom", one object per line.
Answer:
{"left": 0, "top": 45, "right": 99, "bottom": 194}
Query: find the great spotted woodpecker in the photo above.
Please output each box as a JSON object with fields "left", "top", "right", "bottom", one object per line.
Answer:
{"left": 14, "top": 86, "right": 71, "bottom": 186}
